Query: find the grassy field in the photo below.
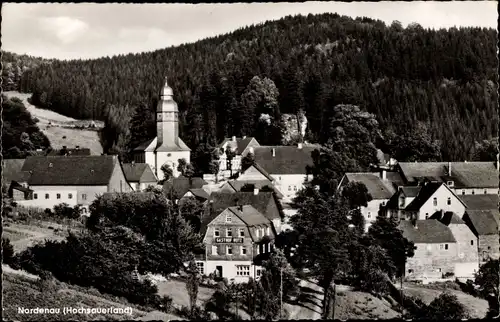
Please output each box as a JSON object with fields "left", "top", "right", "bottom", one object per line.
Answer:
{"left": 3, "top": 91, "right": 103, "bottom": 155}
{"left": 402, "top": 284, "right": 488, "bottom": 319}
{"left": 157, "top": 278, "right": 215, "bottom": 308}
{"left": 3, "top": 223, "right": 68, "bottom": 253}
{"left": 334, "top": 290, "right": 400, "bottom": 320}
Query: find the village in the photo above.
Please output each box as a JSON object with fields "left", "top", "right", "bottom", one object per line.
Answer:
{"left": 4, "top": 77, "right": 499, "bottom": 288}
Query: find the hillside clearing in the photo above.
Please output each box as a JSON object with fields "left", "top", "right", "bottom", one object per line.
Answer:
{"left": 401, "top": 284, "right": 488, "bottom": 319}
{"left": 3, "top": 223, "right": 68, "bottom": 253}
{"left": 3, "top": 91, "right": 103, "bottom": 155}
{"left": 334, "top": 290, "right": 400, "bottom": 320}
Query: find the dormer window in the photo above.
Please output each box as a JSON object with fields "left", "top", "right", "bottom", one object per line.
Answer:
{"left": 399, "top": 197, "right": 405, "bottom": 208}
{"left": 447, "top": 181, "right": 454, "bottom": 187}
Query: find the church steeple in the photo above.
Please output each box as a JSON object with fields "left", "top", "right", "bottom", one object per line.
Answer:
{"left": 156, "top": 76, "right": 179, "bottom": 150}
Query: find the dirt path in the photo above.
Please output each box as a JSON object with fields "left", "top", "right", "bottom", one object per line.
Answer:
{"left": 286, "top": 279, "right": 324, "bottom": 320}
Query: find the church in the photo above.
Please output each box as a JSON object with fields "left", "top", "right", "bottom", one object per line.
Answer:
{"left": 132, "top": 77, "right": 191, "bottom": 180}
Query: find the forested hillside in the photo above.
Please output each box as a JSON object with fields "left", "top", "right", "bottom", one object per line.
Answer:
{"left": 9, "top": 13, "right": 498, "bottom": 163}
{"left": 1, "top": 52, "right": 53, "bottom": 92}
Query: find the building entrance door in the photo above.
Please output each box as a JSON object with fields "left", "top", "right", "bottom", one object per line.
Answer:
{"left": 216, "top": 266, "right": 223, "bottom": 278}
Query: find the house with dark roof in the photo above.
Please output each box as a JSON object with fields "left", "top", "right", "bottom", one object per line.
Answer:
{"left": 121, "top": 162, "right": 158, "bottom": 191}
{"left": 385, "top": 186, "right": 422, "bottom": 219}
{"left": 430, "top": 211, "right": 479, "bottom": 278}
{"left": 338, "top": 172, "right": 397, "bottom": 231}
{"left": 18, "top": 155, "right": 132, "bottom": 213}
{"left": 398, "top": 182, "right": 466, "bottom": 221}
{"left": 181, "top": 188, "right": 210, "bottom": 202}
{"left": 200, "top": 205, "right": 276, "bottom": 283}
{"left": 398, "top": 219, "right": 458, "bottom": 279}
{"left": 163, "top": 176, "right": 208, "bottom": 202}
{"left": 396, "top": 161, "right": 498, "bottom": 195}
{"left": 203, "top": 191, "right": 284, "bottom": 234}
{"left": 460, "top": 194, "right": 500, "bottom": 262}
{"left": 252, "top": 143, "right": 319, "bottom": 200}
{"left": 215, "top": 136, "right": 260, "bottom": 176}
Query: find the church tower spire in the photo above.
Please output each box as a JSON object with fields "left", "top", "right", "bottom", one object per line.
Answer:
{"left": 156, "top": 76, "right": 179, "bottom": 150}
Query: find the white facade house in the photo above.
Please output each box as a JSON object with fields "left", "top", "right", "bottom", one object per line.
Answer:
{"left": 133, "top": 77, "right": 191, "bottom": 180}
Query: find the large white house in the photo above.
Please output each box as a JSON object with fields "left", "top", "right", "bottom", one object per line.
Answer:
{"left": 133, "top": 77, "right": 191, "bottom": 180}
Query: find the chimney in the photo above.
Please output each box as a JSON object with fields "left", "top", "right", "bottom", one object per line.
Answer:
{"left": 232, "top": 136, "right": 236, "bottom": 142}
{"left": 75, "top": 145, "right": 80, "bottom": 150}
{"left": 298, "top": 143, "right": 303, "bottom": 149}
{"left": 253, "top": 188, "right": 259, "bottom": 195}
{"left": 448, "top": 162, "right": 452, "bottom": 176}
{"left": 272, "top": 148, "right": 276, "bottom": 157}
{"left": 243, "top": 136, "right": 247, "bottom": 139}
{"left": 381, "top": 170, "right": 387, "bottom": 180}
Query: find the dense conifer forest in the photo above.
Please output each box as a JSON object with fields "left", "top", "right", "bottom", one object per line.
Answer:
{"left": 3, "top": 13, "right": 498, "bottom": 163}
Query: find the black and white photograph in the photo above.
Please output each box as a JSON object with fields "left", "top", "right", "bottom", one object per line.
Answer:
{"left": 1, "top": 1, "right": 499, "bottom": 321}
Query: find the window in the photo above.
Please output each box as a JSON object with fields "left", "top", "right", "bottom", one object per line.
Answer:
{"left": 267, "top": 243, "right": 271, "bottom": 252}
{"left": 462, "top": 190, "right": 466, "bottom": 195}
{"left": 293, "top": 186, "right": 297, "bottom": 191}
{"left": 226, "top": 228, "right": 232, "bottom": 237}
{"left": 425, "top": 213, "right": 429, "bottom": 219}
{"left": 447, "top": 181, "right": 454, "bottom": 187}
{"left": 278, "top": 176, "right": 282, "bottom": 181}
{"left": 57, "top": 193, "right": 61, "bottom": 199}
{"left": 367, "top": 213, "right": 371, "bottom": 219}
{"left": 239, "top": 228, "right": 245, "bottom": 237}
{"left": 236, "top": 265, "right": 250, "bottom": 276}
{"left": 472, "top": 190, "right": 475, "bottom": 195}
{"left": 433, "top": 198, "right": 437, "bottom": 206}
{"left": 437, "top": 268, "right": 442, "bottom": 273}
{"left": 256, "top": 229, "right": 260, "bottom": 238}
{"left": 196, "top": 262, "right": 204, "bottom": 275}
{"left": 261, "top": 228, "right": 265, "bottom": 237}
{"left": 445, "top": 244, "right": 449, "bottom": 250}
{"left": 226, "top": 246, "right": 233, "bottom": 255}
{"left": 240, "top": 246, "right": 247, "bottom": 255}
{"left": 68, "top": 193, "right": 73, "bottom": 199}
{"left": 484, "top": 189, "right": 488, "bottom": 194}
{"left": 399, "top": 198, "right": 405, "bottom": 208}
{"left": 45, "top": 193, "right": 49, "bottom": 199}
{"left": 256, "top": 269, "right": 262, "bottom": 277}
{"left": 256, "top": 245, "right": 260, "bottom": 255}
{"left": 288, "top": 186, "right": 292, "bottom": 191}
{"left": 34, "top": 193, "right": 38, "bottom": 199}
{"left": 82, "top": 194, "right": 87, "bottom": 200}
{"left": 226, "top": 214, "right": 232, "bottom": 223}
{"left": 447, "top": 197, "right": 451, "bottom": 205}
{"left": 214, "top": 229, "right": 220, "bottom": 237}
{"left": 471, "top": 240, "right": 474, "bottom": 246}
{"left": 408, "top": 269, "right": 413, "bottom": 274}
{"left": 212, "top": 245, "right": 218, "bottom": 255}
{"left": 266, "top": 227, "right": 270, "bottom": 235}
{"left": 381, "top": 201, "right": 386, "bottom": 206}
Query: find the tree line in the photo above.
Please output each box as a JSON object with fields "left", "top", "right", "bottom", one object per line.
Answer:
{"left": 2, "top": 13, "right": 496, "bottom": 165}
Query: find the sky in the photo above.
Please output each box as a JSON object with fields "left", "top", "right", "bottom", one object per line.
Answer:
{"left": 2, "top": 1, "right": 497, "bottom": 60}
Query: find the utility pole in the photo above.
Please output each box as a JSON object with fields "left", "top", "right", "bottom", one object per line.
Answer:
{"left": 280, "top": 267, "right": 283, "bottom": 319}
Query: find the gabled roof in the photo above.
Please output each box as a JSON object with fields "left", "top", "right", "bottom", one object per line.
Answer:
{"left": 398, "top": 162, "right": 498, "bottom": 188}
{"left": 385, "top": 186, "right": 422, "bottom": 210}
{"left": 163, "top": 176, "right": 208, "bottom": 199}
{"left": 404, "top": 182, "right": 465, "bottom": 211}
{"left": 47, "top": 148, "right": 91, "bottom": 156}
{"left": 343, "top": 173, "right": 396, "bottom": 199}
{"left": 227, "top": 205, "right": 271, "bottom": 227}
{"left": 240, "top": 163, "right": 275, "bottom": 182}
{"left": 463, "top": 210, "right": 499, "bottom": 235}
{"left": 228, "top": 179, "right": 284, "bottom": 199}
{"left": 398, "top": 219, "right": 456, "bottom": 244}
{"left": 122, "top": 163, "right": 157, "bottom": 183}
{"left": 204, "top": 191, "right": 282, "bottom": 226}
{"left": 252, "top": 145, "right": 320, "bottom": 175}
{"left": 459, "top": 194, "right": 499, "bottom": 210}
{"left": 217, "top": 137, "right": 257, "bottom": 155}
{"left": 2, "top": 159, "right": 30, "bottom": 183}
{"left": 430, "top": 211, "right": 466, "bottom": 225}
{"left": 22, "top": 155, "right": 118, "bottom": 186}
{"left": 133, "top": 137, "right": 191, "bottom": 152}
{"left": 187, "top": 188, "right": 210, "bottom": 200}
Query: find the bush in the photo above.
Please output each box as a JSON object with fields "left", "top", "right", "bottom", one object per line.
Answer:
{"left": 358, "top": 269, "right": 389, "bottom": 296}
{"left": 2, "top": 238, "right": 15, "bottom": 265}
